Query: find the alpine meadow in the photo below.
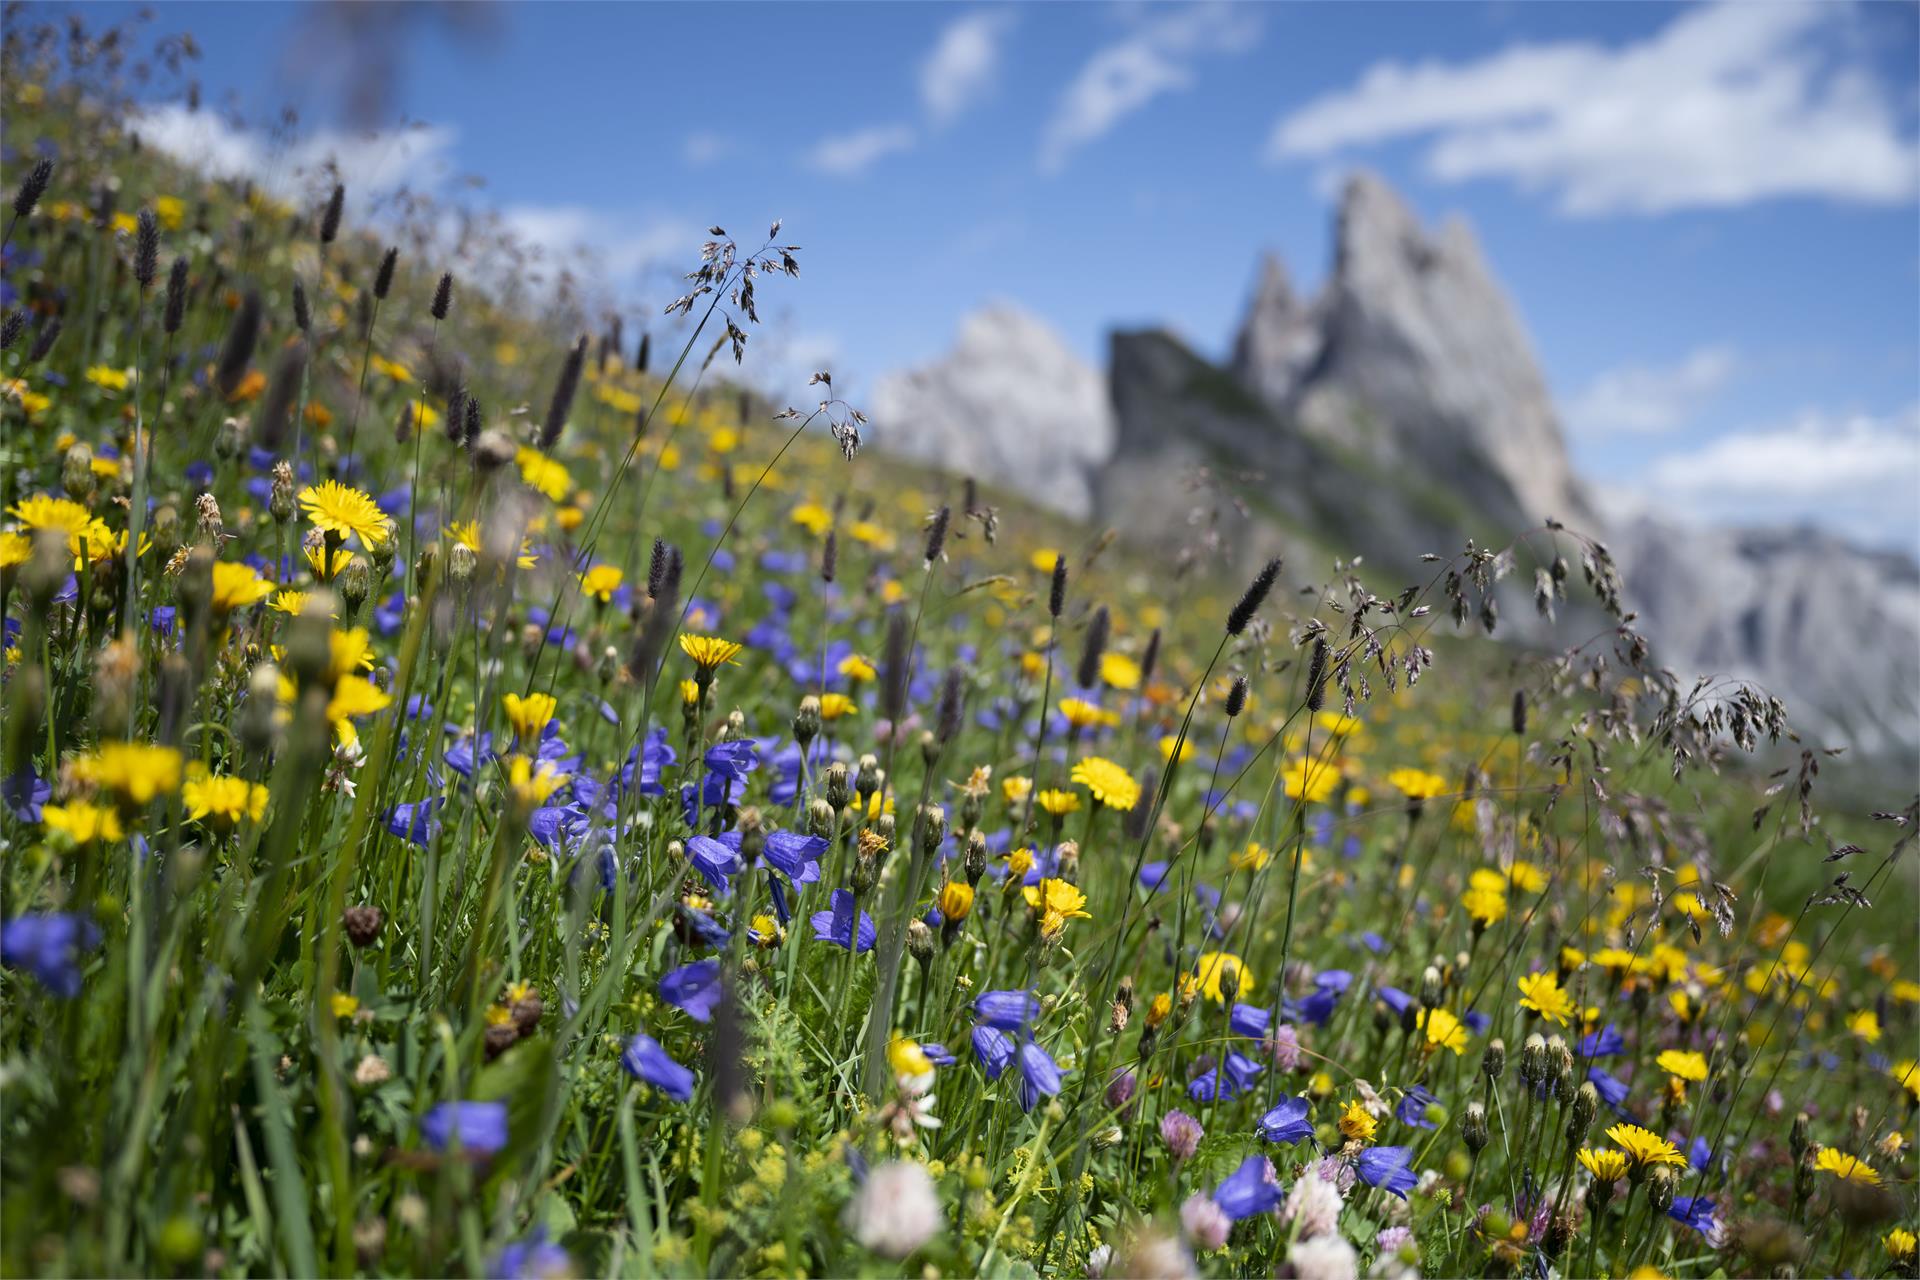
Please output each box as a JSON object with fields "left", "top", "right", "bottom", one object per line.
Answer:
{"left": 1, "top": 9, "right": 1917, "bottom": 1280}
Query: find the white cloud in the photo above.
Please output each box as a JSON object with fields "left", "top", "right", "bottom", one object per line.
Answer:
{"left": 1632, "top": 403, "right": 1920, "bottom": 546}
{"left": 1566, "top": 345, "right": 1738, "bottom": 436}
{"left": 134, "top": 103, "right": 458, "bottom": 208}
{"left": 1267, "top": 1, "right": 1920, "bottom": 214}
{"left": 683, "top": 132, "right": 732, "bottom": 167}
{"left": 1040, "top": 2, "right": 1261, "bottom": 174}
{"left": 497, "top": 206, "right": 699, "bottom": 279}
{"left": 803, "top": 124, "right": 918, "bottom": 177}
{"left": 922, "top": 10, "right": 1015, "bottom": 124}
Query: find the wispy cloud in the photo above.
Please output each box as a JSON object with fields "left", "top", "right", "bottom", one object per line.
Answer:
{"left": 134, "top": 103, "right": 458, "bottom": 208}
{"left": 1566, "top": 345, "right": 1738, "bottom": 436}
{"left": 1040, "top": 2, "right": 1260, "bottom": 174}
{"left": 682, "top": 132, "right": 733, "bottom": 167}
{"left": 496, "top": 206, "right": 699, "bottom": 280}
{"left": 1268, "top": 1, "right": 1920, "bottom": 214}
{"left": 921, "top": 10, "right": 1016, "bottom": 125}
{"left": 802, "top": 124, "right": 918, "bottom": 177}
{"left": 1630, "top": 402, "right": 1920, "bottom": 547}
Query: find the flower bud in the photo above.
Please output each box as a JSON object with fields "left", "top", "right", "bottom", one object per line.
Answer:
{"left": 62, "top": 444, "right": 97, "bottom": 499}
{"left": 1482, "top": 1038, "right": 1506, "bottom": 1082}
{"left": 269, "top": 461, "right": 296, "bottom": 524}
{"left": 793, "top": 695, "right": 821, "bottom": 748}
{"left": 807, "top": 798, "right": 835, "bottom": 839}
{"left": 1646, "top": 1165, "right": 1676, "bottom": 1214}
{"left": 906, "top": 918, "right": 934, "bottom": 968}
{"left": 1521, "top": 1032, "right": 1547, "bottom": 1084}
{"left": 963, "top": 829, "right": 988, "bottom": 886}
{"left": 1567, "top": 1082, "right": 1598, "bottom": 1147}
{"left": 1420, "top": 965, "right": 1444, "bottom": 1010}
{"left": 1790, "top": 1112, "right": 1812, "bottom": 1159}
{"left": 446, "top": 541, "right": 477, "bottom": 584}
{"left": 852, "top": 851, "right": 879, "bottom": 897}
{"left": 918, "top": 804, "right": 947, "bottom": 854}
{"left": 215, "top": 415, "right": 247, "bottom": 460}
{"left": 1462, "top": 1101, "right": 1489, "bottom": 1154}
{"left": 825, "top": 762, "right": 851, "bottom": 811}
{"left": 337, "top": 555, "right": 371, "bottom": 614}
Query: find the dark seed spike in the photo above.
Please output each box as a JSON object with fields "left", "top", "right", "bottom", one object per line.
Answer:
{"left": 1512, "top": 689, "right": 1528, "bottom": 737}
{"left": 1048, "top": 555, "right": 1068, "bottom": 619}
{"left": 662, "top": 546, "right": 684, "bottom": 600}
{"left": 1076, "top": 605, "right": 1110, "bottom": 691}
{"left": 924, "top": 504, "right": 951, "bottom": 564}
{"left": 820, "top": 529, "right": 838, "bottom": 584}
{"left": 0, "top": 311, "right": 22, "bottom": 351}
{"left": 290, "top": 279, "right": 311, "bottom": 333}
{"left": 318, "top": 183, "right": 345, "bottom": 245}
{"left": 881, "top": 611, "right": 911, "bottom": 727}
{"left": 1227, "top": 557, "right": 1282, "bottom": 636}
{"left": 430, "top": 271, "right": 453, "bottom": 322}
{"left": 538, "top": 335, "right": 587, "bottom": 451}
{"left": 11, "top": 157, "right": 53, "bottom": 221}
{"left": 164, "top": 257, "right": 189, "bottom": 334}
{"left": 962, "top": 476, "right": 978, "bottom": 515}
{"left": 26, "top": 316, "right": 61, "bottom": 364}
{"left": 444, "top": 386, "right": 467, "bottom": 446}
{"left": 1140, "top": 627, "right": 1162, "bottom": 688}
{"left": 373, "top": 246, "right": 398, "bottom": 300}
{"left": 214, "top": 288, "right": 262, "bottom": 398}
{"left": 463, "top": 395, "right": 482, "bottom": 449}
{"left": 133, "top": 208, "right": 159, "bottom": 290}
{"left": 1225, "top": 675, "right": 1248, "bottom": 718}
{"left": 634, "top": 331, "right": 650, "bottom": 374}
{"left": 647, "top": 538, "right": 669, "bottom": 599}
{"left": 1304, "top": 637, "right": 1329, "bottom": 713}
{"left": 936, "top": 664, "right": 966, "bottom": 744}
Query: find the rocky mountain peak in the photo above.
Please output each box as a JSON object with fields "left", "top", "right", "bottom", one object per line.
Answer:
{"left": 870, "top": 302, "right": 1114, "bottom": 518}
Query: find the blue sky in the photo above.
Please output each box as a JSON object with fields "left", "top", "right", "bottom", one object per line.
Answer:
{"left": 91, "top": 0, "right": 1920, "bottom": 551}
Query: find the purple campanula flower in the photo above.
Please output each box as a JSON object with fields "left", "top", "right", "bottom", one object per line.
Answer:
{"left": 3, "top": 769, "right": 50, "bottom": 823}
{"left": 971, "top": 1025, "right": 1015, "bottom": 1079}
{"left": 420, "top": 1101, "right": 508, "bottom": 1155}
{"left": 1395, "top": 1084, "right": 1440, "bottom": 1130}
{"left": 756, "top": 829, "right": 828, "bottom": 885}
{"left": 1356, "top": 1145, "right": 1418, "bottom": 1198}
{"left": 0, "top": 913, "right": 101, "bottom": 997}
{"left": 1588, "top": 1065, "right": 1633, "bottom": 1117}
{"left": 1015, "top": 1041, "right": 1062, "bottom": 1113}
{"left": 973, "top": 989, "right": 1041, "bottom": 1031}
{"left": 685, "top": 835, "right": 742, "bottom": 892}
{"left": 658, "top": 959, "right": 723, "bottom": 1023}
{"left": 1230, "top": 1003, "right": 1272, "bottom": 1038}
{"left": 622, "top": 1033, "right": 695, "bottom": 1102}
{"left": 490, "top": 1229, "right": 570, "bottom": 1279}
{"left": 1213, "top": 1154, "right": 1284, "bottom": 1220}
{"left": 921, "top": 1042, "right": 956, "bottom": 1067}
{"left": 1579, "top": 1023, "right": 1626, "bottom": 1058}
{"left": 1257, "top": 1095, "right": 1315, "bottom": 1144}
{"left": 809, "top": 888, "right": 875, "bottom": 952}
{"left": 1669, "top": 1195, "right": 1721, "bottom": 1242}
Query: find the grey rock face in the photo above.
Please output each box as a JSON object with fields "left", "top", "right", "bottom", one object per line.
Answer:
{"left": 1233, "top": 172, "right": 1595, "bottom": 535}
{"left": 1611, "top": 518, "right": 1920, "bottom": 758}
{"left": 869, "top": 303, "right": 1115, "bottom": 518}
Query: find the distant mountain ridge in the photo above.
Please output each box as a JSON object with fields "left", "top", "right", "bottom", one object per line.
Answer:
{"left": 868, "top": 172, "right": 1919, "bottom": 758}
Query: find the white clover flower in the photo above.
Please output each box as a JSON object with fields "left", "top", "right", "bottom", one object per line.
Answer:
{"left": 846, "top": 1160, "right": 942, "bottom": 1260}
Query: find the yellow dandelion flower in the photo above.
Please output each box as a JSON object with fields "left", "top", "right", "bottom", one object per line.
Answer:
{"left": 71, "top": 742, "right": 184, "bottom": 806}
{"left": 679, "top": 634, "right": 743, "bottom": 673}
{"left": 1022, "top": 878, "right": 1091, "bottom": 937}
{"left": 330, "top": 993, "right": 360, "bottom": 1019}
{"left": 1158, "top": 734, "right": 1195, "bottom": 763}
{"left": 1282, "top": 756, "right": 1340, "bottom": 803}
{"left": 1099, "top": 652, "right": 1142, "bottom": 690}
{"left": 1604, "top": 1123, "right": 1687, "bottom": 1169}
{"left": 819, "top": 692, "right": 856, "bottom": 720}
{"left": 1417, "top": 1007, "right": 1469, "bottom": 1056}
{"left": 42, "top": 801, "right": 124, "bottom": 845}
{"left": 1846, "top": 1009, "right": 1882, "bottom": 1043}
{"left": 502, "top": 691, "right": 558, "bottom": 740}
{"left": 1578, "top": 1148, "right": 1630, "bottom": 1183}
{"left": 1182, "top": 952, "right": 1254, "bottom": 1005}
{"left": 507, "top": 754, "right": 570, "bottom": 809}
{"left": 1462, "top": 884, "right": 1509, "bottom": 927}
{"left": 838, "top": 653, "right": 877, "bottom": 683}
{"left": 937, "top": 880, "right": 975, "bottom": 922}
{"left": 1035, "top": 788, "right": 1081, "bottom": 817}
{"left": 1656, "top": 1049, "right": 1708, "bottom": 1082}
{"left": 1386, "top": 767, "right": 1448, "bottom": 800}
{"left": 790, "top": 502, "right": 832, "bottom": 536}
{"left": 1071, "top": 756, "right": 1139, "bottom": 810}
{"left": 578, "top": 563, "right": 624, "bottom": 603}
{"left": 1338, "top": 1099, "right": 1377, "bottom": 1143}
{"left": 298, "top": 481, "right": 390, "bottom": 548}
{"left": 1886, "top": 1228, "right": 1917, "bottom": 1265}
{"left": 515, "top": 446, "right": 572, "bottom": 502}
{"left": 1814, "top": 1147, "right": 1880, "bottom": 1185}
{"left": 1518, "top": 971, "right": 1576, "bottom": 1025}
{"left": 1230, "top": 841, "right": 1271, "bottom": 873}
{"left": 182, "top": 774, "right": 269, "bottom": 828}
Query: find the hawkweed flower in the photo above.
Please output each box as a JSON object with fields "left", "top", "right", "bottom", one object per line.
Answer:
{"left": 72, "top": 742, "right": 184, "bottom": 807}
{"left": 622, "top": 1033, "right": 695, "bottom": 1102}
{"left": 502, "top": 691, "right": 557, "bottom": 741}
{"left": 299, "top": 481, "right": 390, "bottom": 549}
{"left": 1416, "top": 1006, "right": 1469, "bottom": 1055}
{"left": 578, "top": 563, "right": 623, "bottom": 604}
{"left": 1604, "top": 1122, "right": 1687, "bottom": 1176}
{"left": 1813, "top": 1147, "right": 1881, "bottom": 1185}
{"left": 1657, "top": 1048, "right": 1708, "bottom": 1101}
{"left": 41, "top": 801, "right": 124, "bottom": 846}
{"left": 1183, "top": 952, "right": 1253, "bottom": 1005}
{"left": 1022, "top": 878, "right": 1090, "bottom": 938}
{"left": 1071, "top": 755, "right": 1139, "bottom": 810}
{"left": 1337, "top": 1099, "right": 1377, "bottom": 1144}
{"left": 1886, "top": 1228, "right": 1917, "bottom": 1268}
{"left": 679, "top": 634, "right": 743, "bottom": 685}
{"left": 1517, "top": 971, "right": 1575, "bottom": 1025}
{"left": 182, "top": 772, "right": 269, "bottom": 830}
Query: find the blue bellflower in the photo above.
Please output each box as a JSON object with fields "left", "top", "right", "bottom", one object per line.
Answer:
{"left": 623, "top": 1033, "right": 696, "bottom": 1101}
{"left": 1213, "top": 1154, "right": 1285, "bottom": 1220}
